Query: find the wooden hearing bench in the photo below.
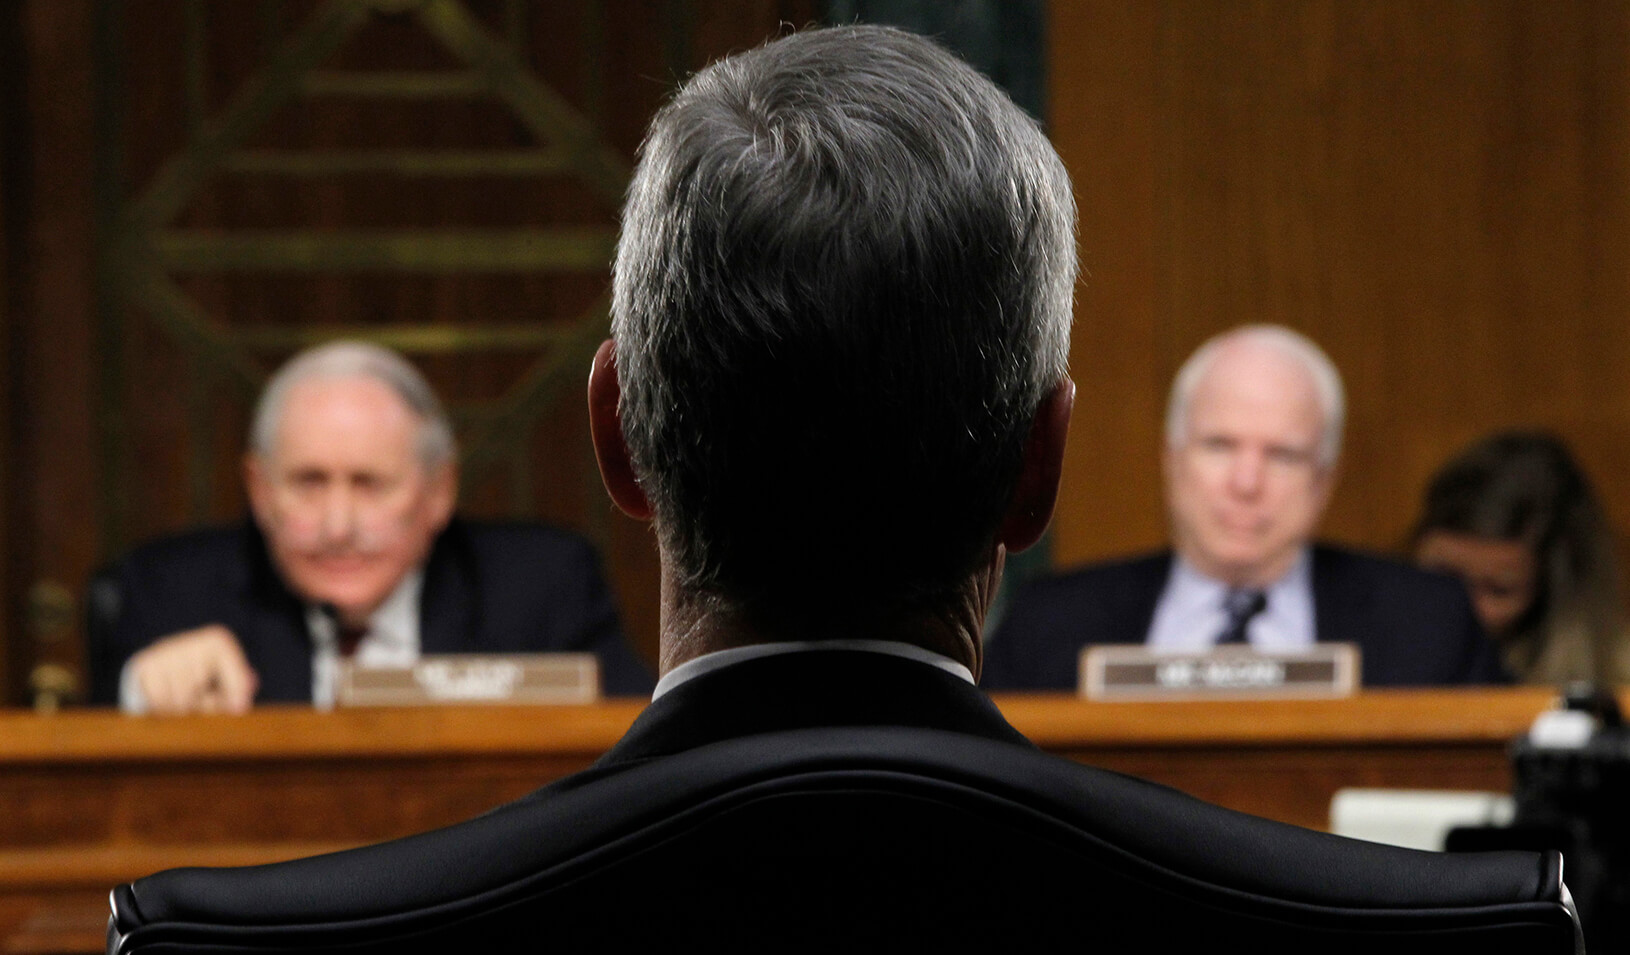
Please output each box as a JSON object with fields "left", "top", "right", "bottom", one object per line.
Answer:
{"left": 0, "top": 686, "right": 1570, "bottom": 953}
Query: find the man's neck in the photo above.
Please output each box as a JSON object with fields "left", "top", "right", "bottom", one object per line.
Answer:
{"left": 307, "top": 568, "right": 424, "bottom": 642}
{"left": 1177, "top": 546, "right": 1308, "bottom": 591}
{"left": 654, "top": 560, "right": 996, "bottom": 681}
{"left": 1179, "top": 549, "right": 1303, "bottom": 590}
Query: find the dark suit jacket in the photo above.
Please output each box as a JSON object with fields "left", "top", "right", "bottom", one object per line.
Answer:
{"left": 89, "top": 518, "right": 654, "bottom": 703}
{"left": 536, "top": 647, "right": 1034, "bottom": 799}
{"left": 982, "top": 545, "right": 1507, "bottom": 690}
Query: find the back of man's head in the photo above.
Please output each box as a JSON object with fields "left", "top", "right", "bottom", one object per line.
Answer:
{"left": 612, "top": 25, "right": 1076, "bottom": 625}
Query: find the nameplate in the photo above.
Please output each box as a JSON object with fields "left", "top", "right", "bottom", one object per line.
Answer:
{"left": 1079, "top": 643, "right": 1359, "bottom": 701}
{"left": 335, "top": 654, "right": 600, "bottom": 707}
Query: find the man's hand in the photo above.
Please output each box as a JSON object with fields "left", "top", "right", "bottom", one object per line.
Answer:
{"left": 129, "top": 625, "right": 260, "bottom": 715}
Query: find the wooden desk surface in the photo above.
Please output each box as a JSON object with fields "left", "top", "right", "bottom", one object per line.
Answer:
{"left": 0, "top": 687, "right": 1569, "bottom": 952}
{"left": 0, "top": 685, "right": 1559, "bottom": 760}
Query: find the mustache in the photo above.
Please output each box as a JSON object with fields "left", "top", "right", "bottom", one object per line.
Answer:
{"left": 277, "top": 523, "right": 393, "bottom": 557}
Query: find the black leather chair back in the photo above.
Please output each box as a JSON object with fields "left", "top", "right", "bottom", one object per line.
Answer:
{"left": 108, "top": 727, "right": 1583, "bottom": 954}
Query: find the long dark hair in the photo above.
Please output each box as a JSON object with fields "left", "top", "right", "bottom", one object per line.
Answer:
{"left": 1412, "top": 431, "right": 1627, "bottom": 684}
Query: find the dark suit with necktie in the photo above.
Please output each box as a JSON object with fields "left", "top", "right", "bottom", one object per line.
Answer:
{"left": 982, "top": 545, "right": 1507, "bottom": 690}
{"left": 88, "top": 518, "right": 654, "bottom": 702}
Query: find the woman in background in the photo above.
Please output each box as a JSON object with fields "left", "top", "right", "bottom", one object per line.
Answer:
{"left": 1412, "top": 430, "right": 1630, "bottom": 686}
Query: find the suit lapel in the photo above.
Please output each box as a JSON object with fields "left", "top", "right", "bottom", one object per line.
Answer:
{"left": 1084, "top": 552, "right": 1171, "bottom": 647}
{"left": 420, "top": 522, "right": 479, "bottom": 654}
{"left": 1310, "top": 546, "right": 1368, "bottom": 645}
{"left": 240, "top": 524, "right": 318, "bottom": 702}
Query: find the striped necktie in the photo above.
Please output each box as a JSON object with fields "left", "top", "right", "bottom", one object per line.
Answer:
{"left": 1216, "top": 589, "right": 1267, "bottom": 645}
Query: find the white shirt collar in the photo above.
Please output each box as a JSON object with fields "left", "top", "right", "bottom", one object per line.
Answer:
{"left": 652, "top": 638, "right": 976, "bottom": 700}
{"left": 1147, "top": 549, "right": 1316, "bottom": 652}
{"left": 306, "top": 568, "right": 424, "bottom": 708}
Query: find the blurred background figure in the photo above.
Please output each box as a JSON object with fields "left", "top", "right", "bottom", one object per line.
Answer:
{"left": 90, "top": 341, "right": 653, "bottom": 713}
{"left": 1412, "top": 430, "right": 1630, "bottom": 686}
{"left": 984, "top": 324, "right": 1503, "bottom": 690}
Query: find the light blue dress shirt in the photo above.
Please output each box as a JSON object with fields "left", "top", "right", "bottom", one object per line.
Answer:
{"left": 1146, "top": 550, "right": 1316, "bottom": 652}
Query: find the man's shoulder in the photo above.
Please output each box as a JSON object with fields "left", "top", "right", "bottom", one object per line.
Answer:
{"left": 119, "top": 523, "right": 256, "bottom": 577}
{"left": 1310, "top": 543, "right": 1463, "bottom": 597}
{"left": 1020, "top": 550, "right": 1173, "bottom": 603}
{"left": 98, "top": 521, "right": 281, "bottom": 695}
{"left": 1309, "top": 544, "right": 1501, "bottom": 685}
{"left": 430, "top": 519, "right": 615, "bottom": 621}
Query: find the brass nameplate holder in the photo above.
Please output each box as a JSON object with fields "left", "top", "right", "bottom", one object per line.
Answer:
{"left": 1080, "top": 643, "right": 1359, "bottom": 701}
{"left": 335, "top": 654, "right": 600, "bottom": 707}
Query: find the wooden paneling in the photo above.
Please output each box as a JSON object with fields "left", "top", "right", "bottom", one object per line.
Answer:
{"left": 0, "top": 0, "right": 17, "bottom": 710}
{"left": 7, "top": 2, "right": 100, "bottom": 707}
{"left": 8, "top": 1, "right": 1629, "bottom": 698}
{"left": 1, "top": 1, "right": 817, "bottom": 704}
{"left": 1049, "top": 0, "right": 1630, "bottom": 569}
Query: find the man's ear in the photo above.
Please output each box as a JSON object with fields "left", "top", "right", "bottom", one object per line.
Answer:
{"left": 996, "top": 378, "right": 1074, "bottom": 553}
{"left": 425, "top": 458, "right": 459, "bottom": 531}
{"left": 1310, "top": 455, "right": 1339, "bottom": 513}
{"left": 588, "top": 339, "right": 653, "bottom": 521}
{"left": 243, "top": 453, "right": 272, "bottom": 525}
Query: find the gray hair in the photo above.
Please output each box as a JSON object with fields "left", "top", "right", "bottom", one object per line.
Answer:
{"left": 1165, "top": 324, "right": 1345, "bottom": 467}
{"left": 250, "top": 340, "right": 457, "bottom": 469}
{"left": 612, "top": 25, "right": 1077, "bottom": 619}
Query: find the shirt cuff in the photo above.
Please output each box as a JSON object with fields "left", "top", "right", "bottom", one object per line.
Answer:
{"left": 118, "top": 658, "right": 149, "bottom": 715}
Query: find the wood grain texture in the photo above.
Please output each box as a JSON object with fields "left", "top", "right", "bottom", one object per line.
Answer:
{"left": 998, "top": 684, "right": 1557, "bottom": 746}
{"left": 0, "top": 688, "right": 1562, "bottom": 855}
{"left": 2, "top": 892, "right": 108, "bottom": 955}
{"left": 0, "top": 0, "right": 16, "bottom": 713}
{"left": 1049, "top": 0, "right": 1630, "bottom": 570}
{"left": 7, "top": 1, "right": 101, "bottom": 707}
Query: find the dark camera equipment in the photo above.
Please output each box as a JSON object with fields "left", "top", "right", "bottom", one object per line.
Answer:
{"left": 1449, "top": 683, "right": 1629, "bottom": 953}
